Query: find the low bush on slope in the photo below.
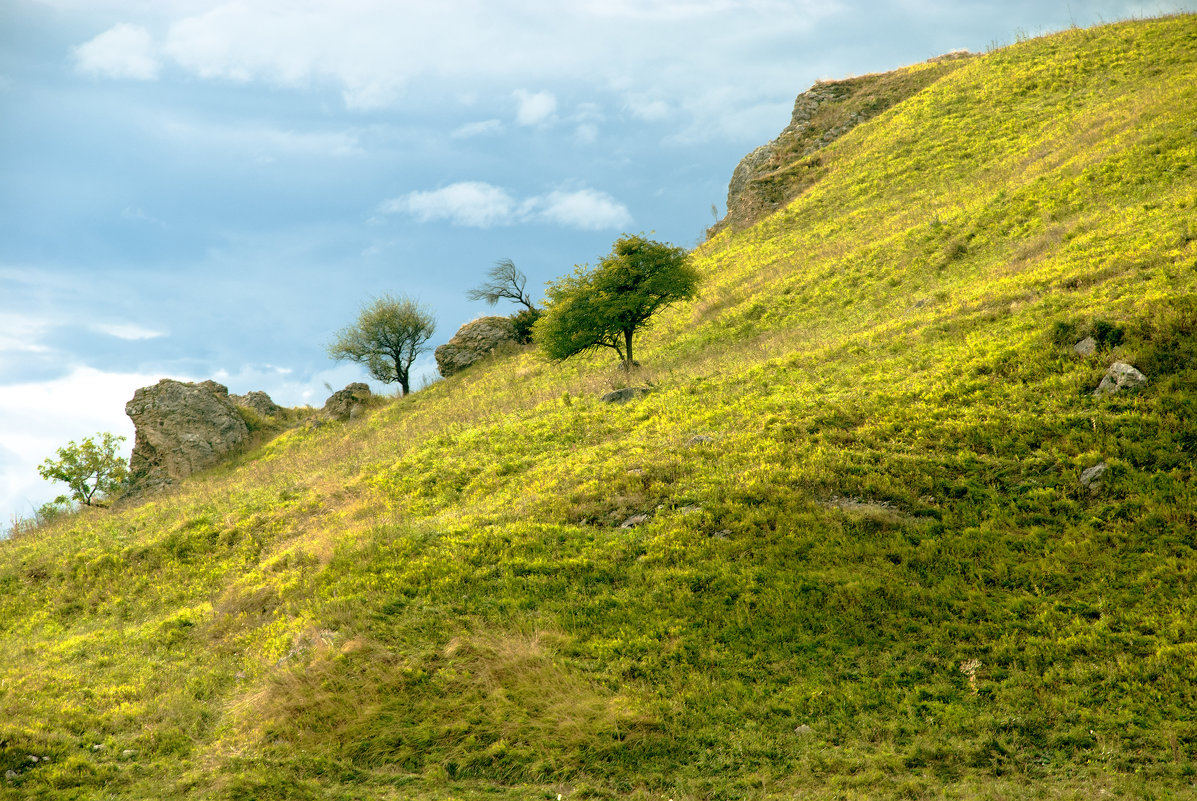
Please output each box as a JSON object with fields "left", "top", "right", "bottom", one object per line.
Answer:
{"left": 1, "top": 14, "right": 1195, "bottom": 801}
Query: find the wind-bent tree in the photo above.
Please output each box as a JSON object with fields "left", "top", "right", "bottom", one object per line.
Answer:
{"left": 468, "top": 258, "right": 541, "bottom": 343}
{"left": 37, "top": 432, "right": 128, "bottom": 507}
{"left": 327, "top": 294, "right": 436, "bottom": 396}
{"left": 467, "top": 258, "right": 538, "bottom": 312}
{"left": 534, "top": 234, "right": 699, "bottom": 370}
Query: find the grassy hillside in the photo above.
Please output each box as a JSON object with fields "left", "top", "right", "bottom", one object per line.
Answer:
{"left": 3, "top": 14, "right": 1196, "bottom": 801}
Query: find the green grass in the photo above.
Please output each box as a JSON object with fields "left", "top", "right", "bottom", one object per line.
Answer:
{"left": 2, "top": 14, "right": 1196, "bottom": 801}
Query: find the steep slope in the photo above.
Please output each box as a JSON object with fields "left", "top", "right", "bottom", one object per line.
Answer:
{"left": 2, "top": 15, "right": 1196, "bottom": 801}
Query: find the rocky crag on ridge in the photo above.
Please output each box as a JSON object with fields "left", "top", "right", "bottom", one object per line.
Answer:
{"left": 435, "top": 316, "right": 519, "bottom": 378}
{"left": 713, "top": 52, "right": 972, "bottom": 233}
{"left": 125, "top": 379, "right": 253, "bottom": 493}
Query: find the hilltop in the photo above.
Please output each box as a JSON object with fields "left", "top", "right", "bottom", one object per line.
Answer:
{"left": 2, "top": 14, "right": 1196, "bottom": 801}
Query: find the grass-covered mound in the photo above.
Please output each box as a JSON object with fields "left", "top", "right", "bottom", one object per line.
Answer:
{"left": 2, "top": 14, "right": 1196, "bottom": 801}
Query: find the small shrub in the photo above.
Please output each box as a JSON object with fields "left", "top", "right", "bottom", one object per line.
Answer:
{"left": 510, "top": 307, "right": 542, "bottom": 344}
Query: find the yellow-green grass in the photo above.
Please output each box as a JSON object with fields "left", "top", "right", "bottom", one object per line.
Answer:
{"left": 2, "top": 14, "right": 1196, "bottom": 801}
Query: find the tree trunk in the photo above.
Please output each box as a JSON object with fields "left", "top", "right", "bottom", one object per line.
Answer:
{"left": 623, "top": 328, "right": 634, "bottom": 370}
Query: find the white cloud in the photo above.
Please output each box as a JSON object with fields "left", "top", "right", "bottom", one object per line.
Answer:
{"left": 92, "top": 322, "right": 166, "bottom": 340}
{"left": 378, "top": 182, "right": 631, "bottom": 230}
{"left": 574, "top": 123, "right": 599, "bottom": 144}
{"left": 529, "top": 189, "right": 632, "bottom": 230}
{"left": 64, "top": 1, "right": 840, "bottom": 137}
{"left": 451, "top": 119, "right": 504, "bottom": 139}
{"left": 0, "top": 313, "right": 54, "bottom": 355}
{"left": 514, "top": 89, "right": 558, "bottom": 126}
{"left": 159, "top": 118, "right": 363, "bottom": 159}
{"left": 0, "top": 366, "right": 163, "bottom": 524}
{"left": 73, "top": 23, "right": 160, "bottom": 80}
{"left": 625, "top": 95, "right": 672, "bottom": 121}
{"left": 380, "top": 182, "right": 517, "bottom": 228}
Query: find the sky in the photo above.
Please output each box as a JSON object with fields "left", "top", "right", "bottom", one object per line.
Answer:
{"left": 2, "top": 0, "right": 1193, "bottom": 523}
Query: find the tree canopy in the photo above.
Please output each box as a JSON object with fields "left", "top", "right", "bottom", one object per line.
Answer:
{"left": 37, "top": 432, "right": 128, "bottom": 507}
{"left": 327, "top": 294, "right": 436, "bottom": 396}
{"left": 534, "top": 234, "right": 698, "bottom": 369}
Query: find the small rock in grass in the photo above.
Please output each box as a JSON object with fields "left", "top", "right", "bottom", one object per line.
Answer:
{"left": 5, "top": 770, "right": 16, "bottom": 780}
{"left": 121, "top": 749, "right": 136, "bottom": 759}
{"left": 91, "top": 744, "right": 104, "bottom": 751}
{"left": 1094, "top": 362, "right": 1146, "bottom": 396}
{"left": 601, "top": 387, "right": 650, "bottom": 404}
{"left": 794, "top": 724, "right": 814, "bottom": 736}
{"left": 1074, "top": 336, "right": 1098, "bottom": 357}
{"left": 1080, "top": 463, "right": 1109, "bottom": 494}
{"left": 619, "top": 513, "right": 649, "bottom": 529}
{"left": 686, "top": 434, "right": 715, "bottom": 446}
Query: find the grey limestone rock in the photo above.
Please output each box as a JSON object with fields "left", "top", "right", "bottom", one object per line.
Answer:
{"left": 434, "top": 316, "right": 518, "bottom": 378}
{"left": 601, "top": 387, "right": 651, "bottom": 404}
{"left": 1079, "top": 463, "right": 1109, "bottom": 494}
{"left": 1094, "top": 362, "right": 1146, "bottom": 396}
{"left": 322, "top": 383, "right": 372, "bottom": 421}
{"left": 231, "top": 390, "right": 282, "bottom": 417}
{"left": 1074, "top": 336, "right": 1098, "bottom": 357}
{"left": 125, "top": 379, "right": 250, "bottom": 492}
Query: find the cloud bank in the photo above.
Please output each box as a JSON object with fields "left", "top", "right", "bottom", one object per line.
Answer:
{"left": 379, "top": 183, "right": 632, "bottom": 230}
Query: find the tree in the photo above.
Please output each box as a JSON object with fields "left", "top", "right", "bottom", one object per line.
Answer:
{"left": 37, "top": 432, "right": 128, "bottom": 507}
{"left": 534, "top": 234, "right": 699, "bottom": 369}
{"left": 327, "top": 294, "right": 436, "bottom": 396}
{"left": 467, "top": 258, "right": 538, "bottom": 312}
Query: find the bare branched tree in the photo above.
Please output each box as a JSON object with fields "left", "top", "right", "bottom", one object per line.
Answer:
{"left": 467, "top": 259, "right": 538, "bottom": 312}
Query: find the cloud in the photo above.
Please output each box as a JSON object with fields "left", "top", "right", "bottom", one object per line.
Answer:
{"left": 514, "top": 89, "right": 557, "bottom": 126}
{"left": 379, "top": 182, "right": 517, "bottom": 228}
{"left": 73, "top": 23, "right": 160, "bottom": 80}
{"left": 65, "top": 1, "right": 840, "bottom": 137}
{"left": 0, "top": 366, "right": 161, "bottom": 523}
{"left": 159, "top": 118, "right": 363, "bottom": 159}
{"left": 529, "top": 189, "right": 633, "bottom": 230}
{"left": 379, "top": 182, "right": 631, "bottom": 230}
{"left": 92, "top": 322, "right": 166, "bottom": 341}
{"left": 625, "top": 95, "right": 672, "bottom": 121}
{"left": 451, "top": 119, "right": 504, "bottom": 139}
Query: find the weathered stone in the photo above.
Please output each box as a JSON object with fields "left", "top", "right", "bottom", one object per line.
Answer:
{"left": 231, "top": 390, "right": 282, "bottom": 417}
{"left": 1094, "top": 362, "right": 1147, "bottom": 396}
{"left": 601, "top": 387, "right": 651, "bottom": 404}
{"left": 435, "top": 316, "right": 518, "bottom": 378}
{"left": 126, "top": 379, "right": 250, "bottom": 492}
{"left": 620, "top": 513, "right": 650, "bottom": 529}
{"left": 1074, "top": 336, "right": 1098, "bottom": 357}
{"left": 686, "top": 434, "right": 715, "bottom": 446}
{"left": 323, "top": 383, "right": 371, "bottom": 421}
{"left": 1079, "top": 463, "right": 1109, "bottom": 494}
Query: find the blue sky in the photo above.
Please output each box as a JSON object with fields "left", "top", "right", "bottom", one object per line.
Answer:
{"left": 2, "top": 0, "right": 1192, "bottom": 521}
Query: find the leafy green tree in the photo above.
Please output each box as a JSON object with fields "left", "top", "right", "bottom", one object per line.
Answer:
{"left": 327, "top": 293, "right": 436, "bottom": 396}
{"left": 37, "top": 432, "right": 128, "bottom": 507}
{"left": 534, "top": 234, "right": 698, "bottom": 369}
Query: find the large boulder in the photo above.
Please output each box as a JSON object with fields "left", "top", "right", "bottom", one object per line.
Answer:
{"left": 435, "top": 316, "right": 518, "bottom": 378}
{"left": 322, "top": 382, "right": 372, "bottom": 420}
{"left": 125, "top": 379, "right": 250, "bottom": 492}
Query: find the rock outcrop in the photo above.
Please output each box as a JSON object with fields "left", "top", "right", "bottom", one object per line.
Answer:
{"left": 712, "top": 55, "right": 971, "bottom": 234}
{"left": 322, "top": 382, "right": 372, "bottom": 420}
{"left": 125, "top": 379, "right": 250, "bottom": 492}
{"left": 435, "top": 316, "right": 518, "bottom": 378}
{"left": 231, "top": 390, "right": 282, "bottom": 417}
